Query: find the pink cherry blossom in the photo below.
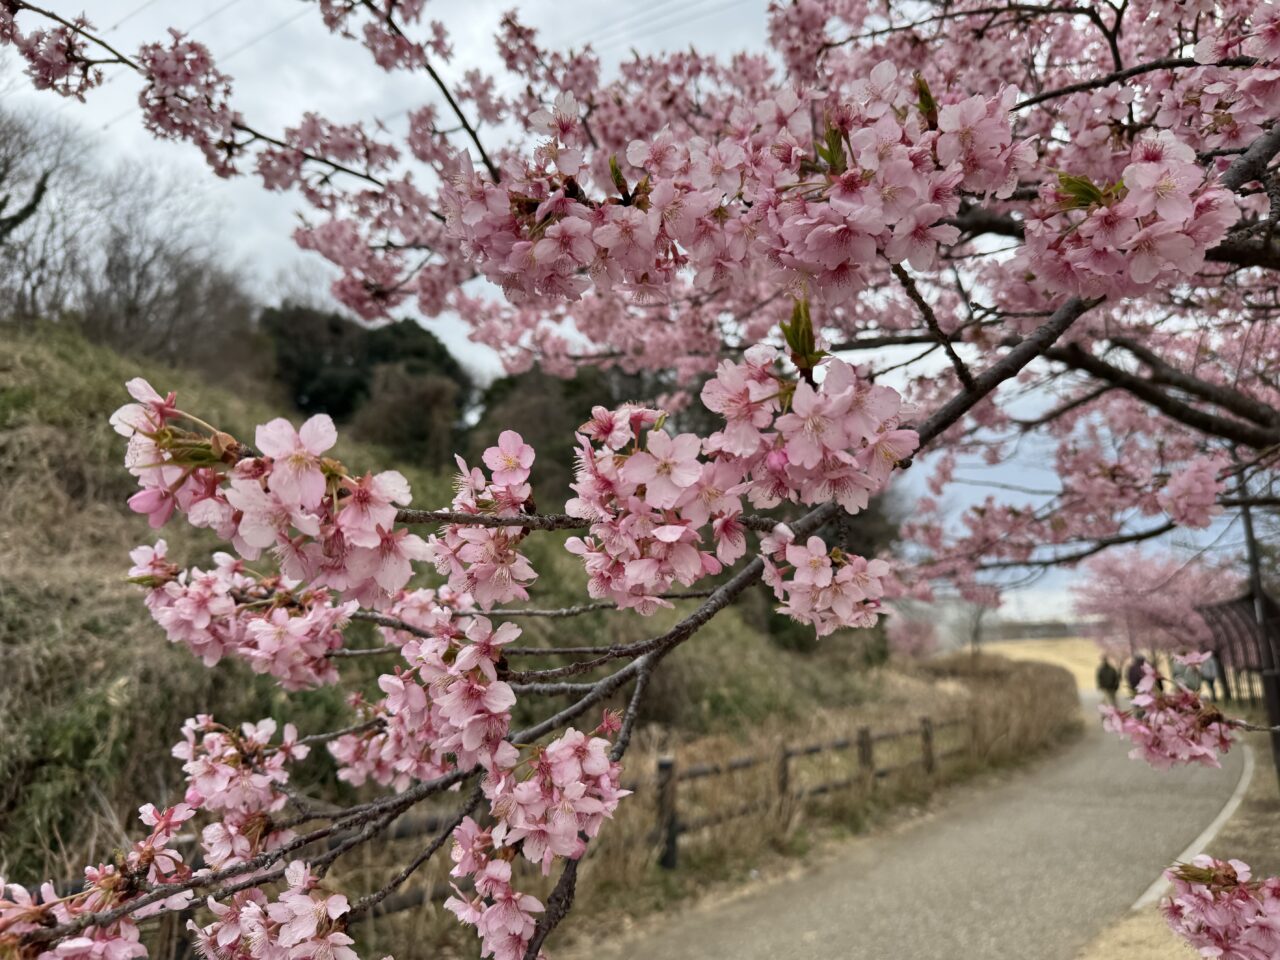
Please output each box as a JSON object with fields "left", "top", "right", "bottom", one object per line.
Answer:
{"left": 256, "top": 415, "right": 337, "bottom": 510}
{"left": 482, "top": 431, "right": 536, "bottom": 486}
{"left": 621, "top": 431, "right": 703, "bottom": 510}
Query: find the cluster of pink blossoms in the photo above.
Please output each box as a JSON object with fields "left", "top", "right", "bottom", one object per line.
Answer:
{"left": 443, "top": 63, "right": 1032, "bottom": 306}
{"left": 564, "top": 348, "right": 914, "bottom": 625}
{"left": 330, "top": 602, "right": 628, "bottom": 960}
{"left": 1101, "top": 658, "right": 1237, "bottom": 770}
{"left": 316, "top": 0, "right": 450, "bottom": 73}
{"left": 188, "top": 861, "right": 367, "bottom": 960}
{"left": 761, "top": 527, "right": 892, "bottom": 636}
{"left": 1161, "top": 857, "right": 1280, "bottom": 960}
{"left": 1016, "top": 131, "right": 1240, "bottom": 297}
{"left": 444, "top": 719, "right": 628, "bottom": 960}
{"left": 256, "top": 113, "right": 400, "bottom": 193}
{"left": 136, "top": 31, "right": 242, "bottom": 178}
{"left": 421, "top": 431, "right": 539, "bottom": 609}
{"left": 886, "top": 615, "right": 939, "bottom": 659}
{"left": 114, "top": 378, "right": 429, "bottom": 610}
{"left": 0, "top": 7, "right": 102, "bottom": 100}
{"left": 0, "top": 803, "right": 196, "bottom": 960}
{"left": 329, "top": 602, "right": 518, "bottom": 790}
{"left": 1158, "top": 455, "right": 1228, "bottom": 529}
{"left": 1166, "top": 7, "right": 1280, "bottom": 160}
{"left": 129, "top": 541, "right": 355, "bottom": 689}
{"left": 173, "top": 716, "right": 307, "bottom": 871}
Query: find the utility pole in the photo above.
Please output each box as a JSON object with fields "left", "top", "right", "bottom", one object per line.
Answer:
{"left": 1236, "top": 473, "right": 1280, "bottom": 792}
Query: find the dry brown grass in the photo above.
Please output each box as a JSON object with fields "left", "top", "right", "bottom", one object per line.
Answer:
{"left": 982, "top": 636, "right": 1102, "bottom": 691}
{"left": 0, "top": 326, "right": 448, "bottom": 880}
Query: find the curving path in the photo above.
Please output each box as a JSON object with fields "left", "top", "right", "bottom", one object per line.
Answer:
{"left": 581, "top": 695, "right": 1244, "bottom": 960}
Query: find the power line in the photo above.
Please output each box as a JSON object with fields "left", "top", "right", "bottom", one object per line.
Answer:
{"left": 101, "top": 7, "right": 311, "bottom": 130}
{"left": 107, "top": 0, "right": 164, "bottom": 33}
{"left": 594, "top": 0, "right": 753, "bottom": 54}
{"left": 220, "top": 6, "right": 308, "bottom": 60}
{"left": 589, "top": 0, "right": 744, "bottom": 50}
{"left": 562, "top": 0, "right": 688, "bottom": 49}
{"left": 185, "top": 0, "right": 250, "bottom": 34}
{"left": 57, "top": 0, "right": 254, "bottom": 116}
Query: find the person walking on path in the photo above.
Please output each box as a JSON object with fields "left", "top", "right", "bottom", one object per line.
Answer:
{"left": 1201, "top": 651, "right": 1221, "bottom": 701}
{"left": 1182, "top": 658, "right": 1203, "bottom": 695}
{"left": 1096, "top": 654, "right": 1121, "bottom": 707}
{"left": 1125, "top": 654, "right": 1148, "bottom": 695}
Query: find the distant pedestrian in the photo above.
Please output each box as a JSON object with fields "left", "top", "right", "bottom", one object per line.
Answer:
{"left": 1096, "top": 655, "right": 1121, "bottom": 707}
{"left": 1201, "top": 652, "right": 1221, "bottom": 701}
{"left": 1126, "top": 654, "right": 1148, "bottom": 695}
{"left": 1180, "top": 657, "right": 1203, "bottom": 695}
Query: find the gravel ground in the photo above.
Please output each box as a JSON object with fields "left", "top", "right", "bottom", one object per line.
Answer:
{"left": 571, "top": 695, "right": 1245, "bottom": 960}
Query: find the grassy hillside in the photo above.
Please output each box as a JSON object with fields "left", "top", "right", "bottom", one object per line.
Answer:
{"left": 0, "top": 326, "right": 446, "bottom": 878}
{"left": 0, "top": 325, "right": 890, "bottom": 882}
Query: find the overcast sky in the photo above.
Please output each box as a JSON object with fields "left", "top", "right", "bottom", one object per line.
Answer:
{"left": 2, "top": 1, "right": 1243, "bottom": 623}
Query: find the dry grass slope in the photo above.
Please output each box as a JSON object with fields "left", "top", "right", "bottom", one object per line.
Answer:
{"left": 0, "top": 326, "right": 451, "bottom": 879}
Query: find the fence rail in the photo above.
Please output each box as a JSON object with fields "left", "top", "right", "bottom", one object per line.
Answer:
{"left": 651, "top": 713, "right": 971, "bottom": 869}
{"left": 346, "top": 711, "right": 974, "bottom": 911}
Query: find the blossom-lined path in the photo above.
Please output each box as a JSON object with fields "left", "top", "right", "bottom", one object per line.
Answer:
{"left": 576, "top": 696, "right": 1244, "bottom": 960}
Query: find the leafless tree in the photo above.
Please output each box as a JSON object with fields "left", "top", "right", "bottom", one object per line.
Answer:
{"left": 0, "top": 101, "right": 266, "bottom": 382}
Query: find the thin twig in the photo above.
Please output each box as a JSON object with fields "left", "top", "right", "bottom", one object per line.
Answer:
{"left": 892, "top": 263, "right": 975, "bottom": 391}
{"left": 345, "top": 785, "right": 484, "bottom": 924}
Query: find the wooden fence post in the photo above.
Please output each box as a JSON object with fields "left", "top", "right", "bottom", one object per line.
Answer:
{"left": 856, "top": 726, "right": 874, "bottom": 787}
{"left": 656, "top": 756, "right": 678, "bottom": 870}
{"left": 920, "top": 716, "right": 936, "bottom": 776}
{"left": 776, "top": 747, "right": 790, "bottom": 803}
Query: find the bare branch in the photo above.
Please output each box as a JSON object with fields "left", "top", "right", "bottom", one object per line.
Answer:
{"left": 345, "top": 785, "right": 484, "bottom": 924}
{"left": 1047, "top": 344, "right": 1280, "bottom": 448}
{"left": 1109, "top": 336, "right": 1280, "bottom": 428}
{"left": 974, "top": 521, "right": 1177, "bottom": 569}
{"left": 891, "top": 263, "right": 975, "bottom": 390}
{"left": 1015, "top": 56, "right": 1255, "bottom": 110}
{"left": 910, "top": 296, "right": 1098, "bottom": 452}
{"left": 394, "top": 509, "right": 588, "bottom": 530}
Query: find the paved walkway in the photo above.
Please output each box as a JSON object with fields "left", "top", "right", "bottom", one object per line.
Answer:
{"left": 585, "top": 696, "right": 1244, "bottom": 960}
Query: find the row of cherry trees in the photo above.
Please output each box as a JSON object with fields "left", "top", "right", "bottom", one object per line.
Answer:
{"left": 3, "top": 1, "right": 1280, "bottom": 958}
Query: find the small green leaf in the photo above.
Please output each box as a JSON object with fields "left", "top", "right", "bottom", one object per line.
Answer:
{"left": 609, "top": 155, "right": 630, "bottom": 201}
{"left": 914, "top": 71, "right": 938, "bottom": 129}
{"left": 1056, "top": 172, "right": 1106, "bottom": 209}
{"left": 819, "top": 125, "right": 847, "bottom": 175}
{"left": 781, "top": 298, "right": 827, "bottom": 376}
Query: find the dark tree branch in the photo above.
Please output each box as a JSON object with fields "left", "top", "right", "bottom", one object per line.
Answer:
{"left": 910, "top": 296, "right": 1098, "bottom": 451}
{"left": 394, "top": 509, "right": 588, "bottom": 530}
{"left": 891, "top": 263, "right": 975, "bottom": 390}
{"left": 1222, "top": 122, "right": 1280, "bottom": 192}
{"left": 975, "top": 521, "right": 1177, "bottom": 569}
{"left": 1109, "top": 336, "right": 1280, "bottom": 428}
{"left": 1012, "top": 385, "right": 1114, "bottom": 429}
{"left": 1015, "top": 56, "right": 1255, "bottom": 110}
{"left": 1046, "top": 344, "right": 1280, "bottom": 448}
{"left": 522, "top": 858, "right": 581, "bottom": 960}
{"left": 0, "top": 169, "right": 50, "bottom": 243}
{"left": 345, "top": 785, "right": 484, "bottom": 924}
{"left": 393, "top": 509, "right": 779, "bottom": 533}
